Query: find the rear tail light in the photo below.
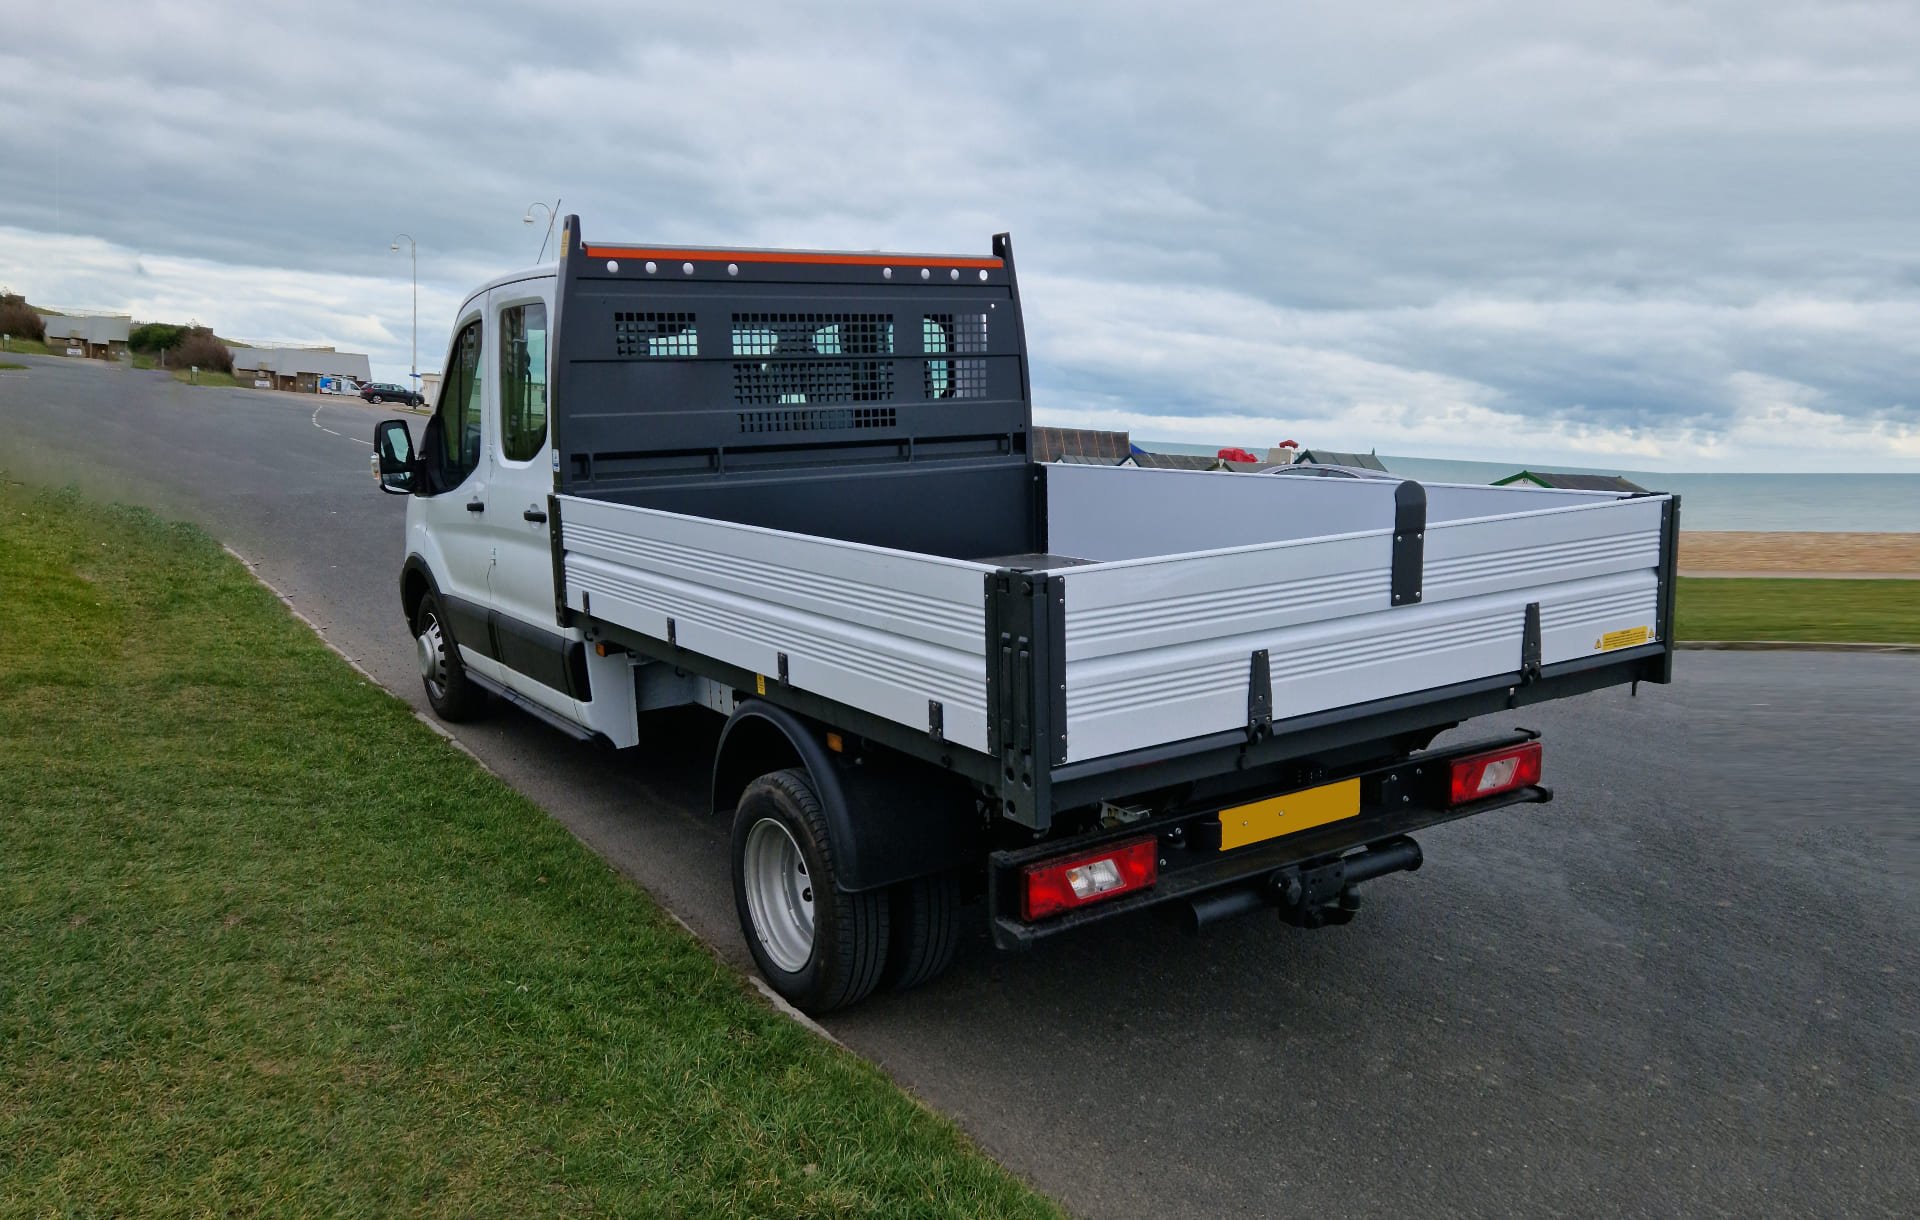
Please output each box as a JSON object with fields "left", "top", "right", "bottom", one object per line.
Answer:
{"left": 1447, "top": 741, "right": 1543, "bottom": 805}
{"left": 1021, "top": 836, "right": 1158, "bottom": 920}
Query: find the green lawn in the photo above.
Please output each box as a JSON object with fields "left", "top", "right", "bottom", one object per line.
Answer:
{"left": 0, "top": 485, "right": 1057, "bottom": 1218}
{"left": 0, "top": 338, "right": 50, "bottom": 356}
{"left": 1675, "top": 577, "right": 1920, "bottom": 644}
{"left": 0, "top": 361, "right": 24, "bottom": 371}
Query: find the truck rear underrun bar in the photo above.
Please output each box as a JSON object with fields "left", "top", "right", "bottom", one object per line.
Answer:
{"left": 986, "top": 730, "right": 1555, "bottom": 950}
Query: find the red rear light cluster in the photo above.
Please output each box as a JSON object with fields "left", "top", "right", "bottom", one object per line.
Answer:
{"left": 1447, "top": 741, "right": 1543, "bottom": 805}
{"left": 1021, "top": 836, "right": 1158, "bottom": 920}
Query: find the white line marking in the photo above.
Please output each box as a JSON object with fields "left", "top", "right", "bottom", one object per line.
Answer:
{"left": 312, "top": 402, "right": 374, "bottom": 445}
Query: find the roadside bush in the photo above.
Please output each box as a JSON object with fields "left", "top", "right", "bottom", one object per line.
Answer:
{"left": 173, "top": 329, "right": 233, "bottom": 375}
{"left": 0, "top": 294, "right": 46, "bottom": 343}
{"left": 130, "top": 322, "right": 187, "bottom": 353}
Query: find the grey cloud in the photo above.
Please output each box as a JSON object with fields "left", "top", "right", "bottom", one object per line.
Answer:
{"left": 3, "top": 1, "right": 1918, "bottom": 466}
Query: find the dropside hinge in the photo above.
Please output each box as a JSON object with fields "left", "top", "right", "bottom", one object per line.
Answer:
{"left": 1247, "top": 648, "right": 1272, "bottom": 742}
{"left": 1521, "top": 601, "right": 1542, "bottom": 682}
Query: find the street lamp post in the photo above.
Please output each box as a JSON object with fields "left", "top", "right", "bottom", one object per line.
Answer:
{"left": 390, "top": 233, "right": 417, "bottom": 390}
{"left": 523, "top": 198, "right": 562, "bottom": 262}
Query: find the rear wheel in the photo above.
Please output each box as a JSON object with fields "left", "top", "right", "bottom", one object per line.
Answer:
{"left": 731, "top": 769, "right": 887, "bottom": 1013}
{"left": 371, "top": 393, "right": 385, "bottom": 404}
{"left": 414, "top": 592, "right": 488, "bottom": 722}
{"left": 881, "top": 871, "right": 961, "bottom": 992}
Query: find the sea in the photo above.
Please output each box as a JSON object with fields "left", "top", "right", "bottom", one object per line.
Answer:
{"left": 1137, "top": 443, "right": 1919, "bottom": 533}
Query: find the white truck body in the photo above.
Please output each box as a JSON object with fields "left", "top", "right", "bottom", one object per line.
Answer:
{"left": 373, "top": 216, "right": 1678, "bottom": 1011}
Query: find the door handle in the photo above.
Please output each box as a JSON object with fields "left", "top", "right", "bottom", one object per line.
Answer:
{"left": 466, "top": 499, "right": 485, "bottom": 513}
{"left": 523, "top": 507, "right": 548, "bottom": 523}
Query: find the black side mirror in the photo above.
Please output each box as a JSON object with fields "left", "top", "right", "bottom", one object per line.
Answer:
{"left": 374, "top": 419, "right": 417, "bottom": 494}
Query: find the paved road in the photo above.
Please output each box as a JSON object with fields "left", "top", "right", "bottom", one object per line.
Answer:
{"left": 6, "top": 354, "right": 1916, "bottom": 1218}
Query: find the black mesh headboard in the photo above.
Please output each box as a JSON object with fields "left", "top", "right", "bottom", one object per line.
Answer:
{"left": 547, "top": 217, "right": 1037, "bottom": 556}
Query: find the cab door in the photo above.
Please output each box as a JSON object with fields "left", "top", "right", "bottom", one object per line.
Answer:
{"left": 415, "top": 309, "right": 500, "bottom": 682}
{"left": 479, "top": 278, "right": 583, "bottom": 717}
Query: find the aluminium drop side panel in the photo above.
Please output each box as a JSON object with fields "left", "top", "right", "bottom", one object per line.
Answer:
{"left": 1052, "top": 493, "right": 1675, "bottom": 765}
{"left": 1421, "top": 496, "right": 1669, "bottom": 665}
{"left": 555, "top": 494, "right": 993, "bottom": 752}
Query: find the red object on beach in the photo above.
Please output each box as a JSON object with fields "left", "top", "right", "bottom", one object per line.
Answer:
{"left": 1217, "top": 447, "right": 1260, "bottom": 463}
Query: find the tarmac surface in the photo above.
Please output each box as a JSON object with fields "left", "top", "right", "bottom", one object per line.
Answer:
{"left": 5, "top": 353, "right": 1917, "bottom": 1218}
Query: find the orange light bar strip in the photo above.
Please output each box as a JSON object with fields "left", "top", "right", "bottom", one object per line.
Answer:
{"left": 583, "top": 245, "right": 1003, "bottom": 270}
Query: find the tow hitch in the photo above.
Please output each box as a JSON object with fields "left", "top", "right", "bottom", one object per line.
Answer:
{"left": 1181, "top": 835, "right": 1425, "bottom": 933}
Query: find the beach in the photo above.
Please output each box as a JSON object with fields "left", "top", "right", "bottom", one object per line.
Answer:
{"left": 1680, "top": 531, "right": 1920, "bottom": 578}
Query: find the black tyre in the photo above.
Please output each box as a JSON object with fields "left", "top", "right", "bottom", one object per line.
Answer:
{"left": 371, "top": 393, "right": 385, "bottom": 404}
{"left": 413, "top": 592, "right": 488, "bottom": 722}
{"left": 731, "top": 768, "right": 888, "bottom": 1013}
{"left": 881, "top": 871, "right": 962, "bottom": 992}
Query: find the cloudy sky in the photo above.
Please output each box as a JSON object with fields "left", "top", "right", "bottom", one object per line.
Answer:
{"left": 4, "top": 0, "right": 1919, "bottom": 471}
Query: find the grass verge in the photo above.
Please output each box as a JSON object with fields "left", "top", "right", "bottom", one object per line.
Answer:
{"left": 0, "top": 484, "right": 1057, "bottom": 1218}
{"left": 0, "top": 360, "right": 24, "bottom": 371}
{"left": 1675, "top": 577, "right": 1920, "bottom": 644}
{"left": 1, "top": 338, "right": 50, "bottom": 356}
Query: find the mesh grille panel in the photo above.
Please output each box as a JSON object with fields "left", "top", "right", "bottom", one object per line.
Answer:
{"left": 733, "top": 361, "right": 895, "bottom": 405}
{"left": 738, "top": 406, "right": 898, "bottom": 434}
{"left": 614, "top": 312, "right": 698, "bottom": 357}
{"left": 925, "top": 357, "right": 988, "bottom": 399}
{"left": 923, "top": 312, "right": 987, "bottom": 354}
{"left": 732, "top": 313, "right": 894, "bottom": 357}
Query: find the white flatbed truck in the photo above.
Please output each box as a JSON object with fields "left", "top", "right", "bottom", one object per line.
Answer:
{"left": 372, "top": 215, "right": 1680, "bottom": 1012}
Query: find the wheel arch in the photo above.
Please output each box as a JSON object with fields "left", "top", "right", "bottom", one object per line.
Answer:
{"left": 712, "top": 700, "right": 981, "bottom": 893}
{"left": 399, "top": 554, "right": 437, "bottom": 627}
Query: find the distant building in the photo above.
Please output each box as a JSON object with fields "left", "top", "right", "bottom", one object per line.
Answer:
{"left": 1494, "top": 470, "right": 1647, "bottom": 493}
{"left": 229, "top": 345, "right": 373, "bottom": 394}
{"left": 1293, "top": 448, "right": 1388, "bottom": 472}
{"left": 418, "top": 372, "right": 442, "bottom": 408}
{"left": 1033, "top": 426, "right": 1131, "bottom": 464}
{"left": 1127, "top": 450, "right": 1228, "bottom": 472}
{"left": 37, "top": 311, "right": 131, "bottom": 359}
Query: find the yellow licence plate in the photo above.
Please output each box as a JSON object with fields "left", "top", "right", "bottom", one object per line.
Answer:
{"left": 1216, "top": 778, "right": 1361, "bottom": 851}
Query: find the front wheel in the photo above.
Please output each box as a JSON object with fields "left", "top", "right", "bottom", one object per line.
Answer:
{"left": 731, "top": 769, "right": 888, "bottom": 1013}
{"left": 414, "top": 592, "right": 488, "bottom": 722}
{"left": 370, "top": 394, "right": 385, "bottom": 404}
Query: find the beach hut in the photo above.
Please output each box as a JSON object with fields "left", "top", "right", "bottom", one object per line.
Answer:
{"left": 1494, "top": 470, "right": 1647, "bottom": 493}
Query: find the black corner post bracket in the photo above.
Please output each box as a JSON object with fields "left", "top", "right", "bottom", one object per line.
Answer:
{"left": 547, "top": 493, "right": 571, "bottom": 626}
{"left": 1521, "top": 601, "right": 1542, "bottom": 682}
{"left": 1651, "top": 495, "right": 1681, "bottom": 687}
{"left": 1390, "top": 480, "right": 1426, "bottom": 607}
{"left": 984, "top": 569, "right": 1067, "bottom": 830}
{"left": 1247, "top": 648, "right": 1273, "bottom": 742}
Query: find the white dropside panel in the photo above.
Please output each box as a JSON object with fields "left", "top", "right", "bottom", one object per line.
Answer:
{"left": 1056, "top": 496, "right": 1669, "bottom": 763}
{"left": 556, "top": 496, "right": 992, "bottom": 752}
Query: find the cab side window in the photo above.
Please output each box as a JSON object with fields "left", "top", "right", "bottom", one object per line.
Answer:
{"left": 499, "top": 302, "right": 548, "bottom": 462}
{"left": 431, "top": 319, "right": 485, "bottom": 489}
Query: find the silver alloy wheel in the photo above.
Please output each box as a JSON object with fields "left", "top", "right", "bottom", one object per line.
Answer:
{"left": 417, "top": 612, "right": 448, "bottom": 699}
{"left": 742, "top": 817, "right": 815, "bottom": 973}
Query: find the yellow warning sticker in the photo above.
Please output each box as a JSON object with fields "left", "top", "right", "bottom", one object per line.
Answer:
{"left": 755, "top": 673, "right": 767, "bottom": 695}
{"left": 1596, "top": 626, "right": 1652, "bottom": 652}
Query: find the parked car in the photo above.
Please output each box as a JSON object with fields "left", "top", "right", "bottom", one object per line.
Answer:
{"left": 360, "top": 381, "right": 423, "bottom": 406}
{"left": 319, "top": 376, "right": 361, "bottom": 396}
{"left": 370, "top": 214, "right": 1680, "bottom": 1013}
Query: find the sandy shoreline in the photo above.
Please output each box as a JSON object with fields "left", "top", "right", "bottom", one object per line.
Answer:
{"left": 1680, "top": 532, "right": 1920, "bottom": 577}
